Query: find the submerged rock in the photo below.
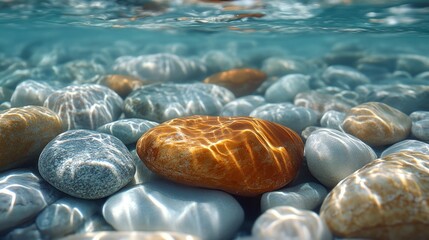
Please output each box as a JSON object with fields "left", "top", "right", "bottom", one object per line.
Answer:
{"left": 97, "top": 118, "right": 158, "bottom": 145}
{"left": 38, "top": 130, "right": 135, "bottom": 199}
{"left": 10, "top": 80, "right": 56, "bottom": 107}
{"left": 220, "top": 95, "right": 266, "bottom": 116}
{"left": 264, "top": 74, "right": 311, "bottom": 103}
{"left": 136, "top": 115, "right": 304, "bottom": 196}
{"left": 320, "top": 151, "right": 429, "bottom": 239}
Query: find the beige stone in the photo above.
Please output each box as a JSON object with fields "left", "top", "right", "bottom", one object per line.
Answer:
{"left": 320, "top": 151, "right": 429, "bottom": 240}
{"left": 0, "top": 106, "right": 64, "bottom": 171}
{"left": 342, "top": 102, "right": 411, "bottom": 146}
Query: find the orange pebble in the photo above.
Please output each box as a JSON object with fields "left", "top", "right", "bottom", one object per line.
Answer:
{"left": 99, "top": 74, "right": 146, "bottom": 98}
{"left": 136, "top": 115, "right": 303, "bottom": 196}
{"left": 203, "top": 68, "right": 267, "bottom": 97}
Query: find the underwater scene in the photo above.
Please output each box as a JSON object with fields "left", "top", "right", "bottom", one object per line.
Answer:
{"left": 1, "top": 0, "right": 429, "bottom": 239}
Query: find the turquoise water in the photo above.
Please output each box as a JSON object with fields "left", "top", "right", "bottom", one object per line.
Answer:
{"left": 1, "top": 0, "right": 429, "bottom": 239}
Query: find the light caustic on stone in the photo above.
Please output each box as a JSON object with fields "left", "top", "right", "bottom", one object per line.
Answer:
{"left": 137, "top": 115, "right": 304, "bottom": 196}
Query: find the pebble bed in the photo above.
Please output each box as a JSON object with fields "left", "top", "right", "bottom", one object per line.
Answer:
{"left": 1, "top": 3, "right": 429, "bottom": 240}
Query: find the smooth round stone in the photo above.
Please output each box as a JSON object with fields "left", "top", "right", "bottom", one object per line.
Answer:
{"left": 124, "top": 83, "right": 235, "bottom": 122}
{"left": 0, "top": 169, "right": 60, "bottom": 232}
{"left": 0, "top": 106, "right": 64, "bottom": 171}
{"left": 250, "top": 103, "right": 318, "bottom": 134}
{"left": 220, "top": 95, "right": 266, "bottom": 116}
{"left": 44, "top": 84, "right": 123, "bottom": 130}
{"left": 261, "top": 182, "right": 328, "bottom": 212}
{"left": 412, "top": 119, "right": 429, "bottom": 141}
{"left": 201, "top": 50, "right": 242, "bottom": 74}
{"left": 137, "top": 115, "right": 304, "bottom": 196}
{"left": 261, "top": 57, "right": 311, "bottom": 77}
{"left": 36, "top": 197, "right": 99, "bottom": 239}
{"left": 38, "top": 130, "right": 135, "bottom": 199}
{"left": 305, "top": 128, "right": 377, "bottom": 188}
{"left": 410, "top": 111, "right": 429, "bottom": 122}
{"left": 60, "top": 60, "right": 106, "bottom": 85}
{"left": 113, "top": 53, "right": 206, "bottom": 82}
{"left": 61, "top": 231, "right": 201, "bottom": 240}
{"left": 264, "top": 74, "right": 311, "bottom": 103}
{"left": 396, "top": 54, "right": 429, "bottom": 75}
{"left": 381, "top": 139, "right": 429, "bottom": 157}
{"left": 356, "top": 84, "right": 429, "bottom": 114}
{"left": 342, "top": 102, "right": 412, "bottom": 147}
{"left": 10, "top": 80, "right": 56, "bottom": 107}
{"left": 320, "top": 151, "right": 429, "bottom": 239}
{"left": 98, "top": 74, "right": 145, "bottom": 98}
{"left": 322, "top": 65, "right": 370, "bottom": 90}
{"left": 102, "top": 180, "right": 243, "bottom": 240}
{"left": 252, "top": 206, "right": 332, "bottom": 240}
{"left": 320, "top": 110, "right": 346, "bottom": 131}
{"left": 97, "top": 118, "right": 158, "bottom": 145}
{"left": 203, "top": 68, "right": 267, "bottom": 97}
{"left": 294, "top": 88, "right": 360, "bottom": 114}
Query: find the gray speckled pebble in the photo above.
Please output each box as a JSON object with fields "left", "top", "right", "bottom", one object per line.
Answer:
{"left": 412, "top": 119, "right": 429, "bottom": 141}
{"left": 0, "top": 169, "right": 60, "bottom": 232}
{"left": 265, "top": 74, "right": 311, "bottom": 103}
{"left": 35, "top": 197, "right": 99, "bottom": 239}
{"left": 10, "top": 80, "right": 55, "bottom": 107}
{"left": 320, "top": 110, "right": 346, "bottom": 131}
{"left": 381, "top": 140, "right": 429, "bottom": 157}
{"left": 305, "top": 128, "right": 377, "bottom": 188}
{"left": 38, "top": 130, "right": 135, "bottom": 199}
{"left": 410, "top": 111, "right": 429, "bottom": 122}
{"left": 97, "top": 118, "right": 158, "bottom": 145}
{"left": 124, "top": 83, "right": 235, "bottom": 122}
{"left": 261, "top": 182, "right": 328, "bottom": 212}
{"left": 44, "top": 84, "right": 123, "bottom": 130}
{"left": 102, "top": 180, "right": 244, "bottom": 240}
{"left": 220, "top": 95, "right": 266, "bottom": 116}
{"left": 250, "top": 103, "right": 318, "bottom": 133}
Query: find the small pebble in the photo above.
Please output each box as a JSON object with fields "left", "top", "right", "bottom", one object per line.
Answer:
{"left": 261, "top": 182, "right": 328, "bottom": 212}
{"left": 381, "top": 139, "right": 429, "bottom": 157}
{"left": 410, "top": 111, "right": 429, "bottom": 122}
{"left": 250, "top": 103, "right": 318, "bottom": 134}
{"left": 305, "top": 128, "right": 377, "bottom": 188}
{"left": 220, "top": 95, "right": 266, "bottom": 116}
{"left": 264, "top": 74, "right": 311, "bottom": 103}
{"left": 322, "top": 65, "right": 370, "bottom": 90}
{"left": 396, "top": 54, "right": 429, "bottom": 75}
{"left": 98, "top": 74, "right": 145, "bottom": 98}
{"left": 342, "top": 102, "right": 412, "bottom": 147}
{"left": 252, "top": 206, "right": 332, "bottom": 240}
{"left": 97, "top": 118, "right": 158, "bottom": 145}
{"left": 10, "top": 80, "right": 56, "bottom": 107}
{"left": 61, "top": 231, "right": 201, "bottom": 240}
{"left": 412, "top": 119, "right": 429, "bottom": 141}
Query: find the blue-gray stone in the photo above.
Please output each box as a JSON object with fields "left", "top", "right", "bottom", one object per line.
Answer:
{"left": 264, "top": 74, "right": 311, "bottom": 103}
{"left": 320, "top": 110, "right": 346, "bottom": 131}
{"left": 380, "top": 140, "right": 429, "bottom": 157}
{"left": 35, "top": 197, "right": 99, "bottom": 239}
{"left": 322, "top": 65, "right": 370, "bottom": 90}
{"left": 412, "top": 119, "right": 429, "bottom": 141}
{"left": 305, "top": 128, "right": 377, "bottom": 188}
{"left": 1, "top": 222, "right": 42, "bottom": 240}
{"left": 220, "top": 95, "right": 266, "bottom": 117}
{"left": 201, "top": 50, "right": 242, "bottom": 74}
{"left": 10, "top": 80, "right": 55, "bottom": 107}
{"left": 75, "top": 214, "right": 114, "bottom": 234}
{"left": 113, "top": 53, "right": 207, "bottom": 82}
{"left": 410, "top": 111, "right": 429, "bottom": 122}
{"left": 97, "top": 118, "right": 158, "bottom": 145}
{"left": 44, "top": 84, "right": 123, "bottom": 130}
{"left": 38, "top": 130, "right": 135, "bottom": 199}
{"left": 250, "top": 103, "right": 318, "bottom": 133}
{"left": 59, "top": 231, "right": 200, "bottom": 240}
{"left": 0, "top": 169, "right": 60, "bottom": 232}
{"left": 102, "top": 180, "right": 244, "bottom": 240}
{"left": 396, "top": 54, "right": 429, "bottom": 75}
{"left": 124, "top": 83, "right": 235, "bottom": 122}
{"left": 262, "top": 57, "right": 312, "bottom": 77}
{"left": 261, "top": 182, "right": 328, "bottom": 212}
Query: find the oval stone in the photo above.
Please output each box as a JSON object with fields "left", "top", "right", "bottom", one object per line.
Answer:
{"left": 0, "top": 106, "right": 64, "bottom": 171}
{"left": 98, "top": 74, "right": 145, "bottom": 98}
{"left": 220, "top": 95, "right": 266, "bottom": 117}
{"left": 203, "top": 68, "right": 266, "bottom": 97}
{"left": 381, "top": 139, "right": 429, "bottom": 157}
{"left": 44, "top": 84, "right": 123, "bottom": 130}
{"left": 342, "top": 102, "right": 412, "bottom": 147}
{"left": 264, "top": 74, "right": 311, "bottom": 103}
{"left": 252, "top": 206, "right": 332, "bottom": 240}
{"left": 10, "top": 80, "right": 56, "bottom": 107}
{"left": 38, "top": 130, "right": 135, "bottom": 199}
{"left": 320, "top": 151, "right": 429, "bottom": 239}
{"left": 136, "top": 115, "right": 304, "bottom": 196}
{"left": 61, "top": 231, "right": 201, "bottom": 240}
